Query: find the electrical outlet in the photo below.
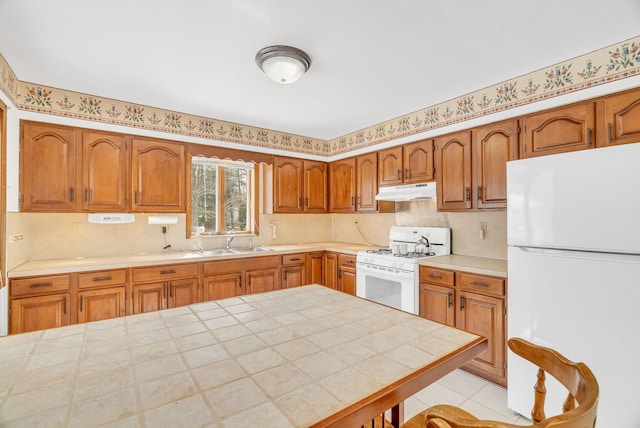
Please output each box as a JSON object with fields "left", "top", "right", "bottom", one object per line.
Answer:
{"left": 9, "top": 233, "right": 24, "bottom": 243}
{"left": 479, "top": 222, "right": 487, "bottom": 240}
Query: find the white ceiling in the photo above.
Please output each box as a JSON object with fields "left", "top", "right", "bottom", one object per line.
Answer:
{"left": 1, "top": 0, "right": 639, "bottom": 141}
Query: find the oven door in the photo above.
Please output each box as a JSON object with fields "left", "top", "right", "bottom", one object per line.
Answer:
{"left": 356, "top": 262, "right": 418, "bottom": 314}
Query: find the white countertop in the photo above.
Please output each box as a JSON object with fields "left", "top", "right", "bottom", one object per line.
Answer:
{"left": 8, "top": 242, "right": 507, "bottom": 279}
{"left": 7, "top": 242, "right": 379, "bottom": 278}
{"left": 0, "top": 285, "right": 483, "bottom": 427}
{"left": 419, "top": 254, "right": 508, "bottom": 278}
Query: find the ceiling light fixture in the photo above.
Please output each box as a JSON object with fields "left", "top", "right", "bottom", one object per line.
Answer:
{"left": 255, "top": 45, "right": 311, "bottom": 84}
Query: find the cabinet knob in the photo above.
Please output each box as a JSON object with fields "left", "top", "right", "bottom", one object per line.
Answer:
{"left": 465, "top": 187, "right": 470, "bottom": 201}
{"left": 477, "top": 186, "right": 482, "bottom": 201}
{"left": 459, "top": 295, "right": 465, "bottom": 310}
{"left": 607, "top": 123, "right": 612, "bottom": 144}
{"left": 586, "top": 127, "right": 592, "bottom": 147}
{"left": 404, "top": 168, "right": 409, "bottom": 180}
{"left": 447, "top": 292, "right": 452, "bottom": 308}
{"left": 397, "top": 169, "right": 401, "bottom": 179}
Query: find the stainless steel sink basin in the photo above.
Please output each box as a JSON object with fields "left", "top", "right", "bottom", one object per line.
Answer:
{"left": 228, "top": 247, "right": 275, "bottom": 253}
{"left": 191, "top": 247, "right": 274, "bottom": 256}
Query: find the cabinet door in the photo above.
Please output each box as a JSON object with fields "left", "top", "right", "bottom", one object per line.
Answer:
{"left": 132, "top": 282, "right": 166, "bottom": 314}
{"left": 338, "top": 266, "right": 356, "bottom": 296}
{"left": 10, "top": 293, "right": 71, "bottom": 334}
{"left": 21, "top": 122, "right": 77, "bottom": 211}
{"left": 458, "top": 291, "right": 505, "bottom": 381}
{"left": 303, "top": 161, "right": 327, "bottom": 213}
{"left": 78, "top": 287, "right": 126, "bottom": 323}
{"left": 82, "top": 132, "right": 129, "bottom": 211}
{"left": 323, "top": 253, "right": 339, "bottom": 290}
{"left": 204, "top": 273, "right": 243, "bottom": 301}
{"left": 306, "top": 252, "right": 324, "bottom": 285}
{"left": 603, "top": 88, "right": 640, "bottom": 146}
{"left": 246, "top": 268, "right": 278, "bottom": 294}
{"left": 435, "top": 131, "right": 472, "bottom": 211}
{"left": 378, "top": 147, "right": 403, "bottom": 186}
{"left": 273, "top": 157, "right": 303, "bottom": 213}
{"left": 473, "top": 120, "right": 519, "bottom": 209}
{"left": 521, "top": 101, "right": 596, "bottom": 158}
{"left": 404, "top": 139, "right": 435, "bottom": 183}
{"left": 167, "top": 278, "right": 198, "bottom": 308}
{"left": 131, "top": 138, "right": 185, "bottom": 212}
{"left": 419, "top": 283, "right": 455, "bottom": 327}
{"left": 282, "top": 265, "right": 305, "bottom": 289}
{"left": 329, "top": 158, "right": 356, "bottom": 213}
{"left": 356, "top": 153, "right": 378, "bottom": 212}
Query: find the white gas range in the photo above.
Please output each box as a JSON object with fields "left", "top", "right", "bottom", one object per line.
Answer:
{"left": 356, "top": 226, "right": 451, "bottom": 314}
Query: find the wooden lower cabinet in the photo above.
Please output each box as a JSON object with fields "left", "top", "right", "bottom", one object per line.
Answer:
{"left": 338, "top": 253, "right": 357, "bottom": 296}
{"left": 131, "top": 263, "right": 199, "bottom": 314}
{"left": 281, "top": 253, "right": 306, "bottom": 289}
{"left": 323, "top": 252, "right": 339, "bottom": 290}
{"left": 321, "top": 252, "right": 356, "bottom": 294}
{"left": 419, "top": 266, "right": 507, "bottom": 386}
{"left": 306, "top": 252, "right": 324, "bottom": 285}
{"left": 10, "top": 293, "right": 71, "bottom": 334}
{"left": 203, "top": 273, "right": 242, "bottom": 301}
{"left": 419, "top": 282, "right": 455, "bottom": 327}
{"left": 78, "top": 287, "right": 126, "bottom": 323}
{"left": 132, "top": 282, "right": 165, "bottom": 314}
{"left": 203, "top": 256, "right": 279, "bottom": 299}
{"left": 247, "top": 268, "right": 279, "bottom": 294}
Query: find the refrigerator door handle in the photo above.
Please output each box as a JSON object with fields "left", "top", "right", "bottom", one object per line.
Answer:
{"left": 514, "top": 246, "right": 640, "bottom": 263}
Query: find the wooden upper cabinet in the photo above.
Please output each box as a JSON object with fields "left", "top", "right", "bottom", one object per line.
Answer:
{"left": 403, "top": 139, "right": 435, "bottom": 183}
{"left": 378, "top": 147, "right": 403, "bottom": 186}
{"left": 329, "top": 158, "right": 356, "bottom": 213}
{"left": 472, "top": 120, "right": 519, "bottom": 209}
{"left": 521, "top": 101, "right": 596, "bottom": 158}
{"left": 378, "top": 140, "right": 434, "bottom": 186}
{"left": 602, "top": 88, "right": 640, "bottom": 146}
{"left": 356, "top": 153, "right": 378, "bottom": 212}
{"left": 303, "top": 160, "right": 327, "bottom": 213}
{"left": 273, "top": 157, "right": 303, "bottom": 213}
{"left": 131, "top": 138, "right": 185, "bottom": 212}
{"left": 82, "top": 132, "right": 129, "bottom": 211}
{"left": 21, "top": 122, "right": 78, "bottom": 211}
{"left": 435, "top": 131, "right": 472, "bottom": 211}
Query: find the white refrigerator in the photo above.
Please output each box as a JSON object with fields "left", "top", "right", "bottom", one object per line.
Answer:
{"left": 507, "top": 142, "right": 640, "bottom": 427}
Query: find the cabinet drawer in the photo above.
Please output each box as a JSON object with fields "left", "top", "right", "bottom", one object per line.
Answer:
{"left": 281, "top": 253, "right": 305, "bottom": 266}
{"left": 78, "top": 269, "right": 127, "bottom": 289}
{"left": 419, "top": 266, "right": 454, "bottom": 286}
{"left": 11, "top": 275, "right": 71, "bottom": 297}
{"left": 132, "top": 263, "right": 198, "bottom": 283}
{"left": 460, "top": 273, "right": 505, "bottom": 296}
{"left": 204, "top": 255, "right": 279, "bottom": 276}
{"left": 338, "top": 253, "right": 356, "bottom": 267}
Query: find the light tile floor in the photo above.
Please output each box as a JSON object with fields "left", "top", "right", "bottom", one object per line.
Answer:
{"left": 403, "top": 369, "right": 531, "bottom": 426}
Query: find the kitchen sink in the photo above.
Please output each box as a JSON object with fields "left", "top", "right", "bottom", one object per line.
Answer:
{"left": 191, "top": 247, "right": 274, "bottom": 256}
{"left": 230, "top": 247, "right": 275, "bottom": 253}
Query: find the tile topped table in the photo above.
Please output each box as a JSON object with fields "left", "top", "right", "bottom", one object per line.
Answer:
{"left": 0, "top": 285, "right": 486, "bottom": 427}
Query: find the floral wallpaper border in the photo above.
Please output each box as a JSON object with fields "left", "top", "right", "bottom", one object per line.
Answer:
{"left": 1, "top": 35, "right": 639, "bottom": 158}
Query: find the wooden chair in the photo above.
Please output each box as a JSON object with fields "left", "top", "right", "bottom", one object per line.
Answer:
{"left": 401, "top": 338, "right": 599, "bottom": 428}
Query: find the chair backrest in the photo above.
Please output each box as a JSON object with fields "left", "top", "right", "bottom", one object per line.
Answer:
{"left": 507, "top": 337, "right": 599, "bottom": 428}
{"left": 413, "top": 338, "right": 599, "bottom": 428}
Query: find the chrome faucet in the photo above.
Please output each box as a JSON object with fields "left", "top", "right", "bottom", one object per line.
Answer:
{"left": 225, "top": 235, "right": 234, "bottom": 250}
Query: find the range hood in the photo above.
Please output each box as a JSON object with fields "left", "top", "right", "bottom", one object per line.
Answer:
{"left": 375, "top": 182, "right": 437, "bottom": 201}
